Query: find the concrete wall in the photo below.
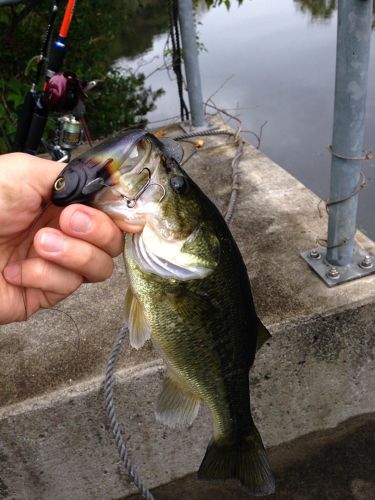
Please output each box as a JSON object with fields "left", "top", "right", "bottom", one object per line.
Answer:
{"left": 1, "top": 122, "right": 374, "bottom": 499}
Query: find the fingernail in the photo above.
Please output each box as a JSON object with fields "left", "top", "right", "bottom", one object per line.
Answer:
{"left": 40, "top": 232, "right": 65, "bottom": 253}
{"left": 70, "top": 210, "right": 92, "bottom": 233}
{"left": 4, "top": 263, "right": 21, "bottom": 284}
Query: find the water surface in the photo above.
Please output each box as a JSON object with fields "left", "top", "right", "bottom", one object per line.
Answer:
{"left": 117, "top": 0, "right": 375, "bottom": 239}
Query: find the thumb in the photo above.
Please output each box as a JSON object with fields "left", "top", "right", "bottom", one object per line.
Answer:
{"left": 6, "top": 153, "right": 66, "bottom": 204}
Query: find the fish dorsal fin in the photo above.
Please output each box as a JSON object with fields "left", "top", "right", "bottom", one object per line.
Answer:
{"left": 180, "top": 224, "right": 220, "bottom": 271}
{"left": 124, "top": 287, "right": 151, "bottom": 349}
{"left": 156, "top": 372, "right": 200, "bottom": 428}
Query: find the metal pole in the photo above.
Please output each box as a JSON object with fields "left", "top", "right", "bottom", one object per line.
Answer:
{"left": 178, "top": 0, "right": 205, "bottom": 127}
{"left": 326, "top": 0, "right": 373, "bottom": 266}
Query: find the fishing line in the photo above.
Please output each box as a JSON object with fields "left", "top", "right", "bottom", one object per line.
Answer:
{"left": 12, "top": 197, "right": 74, "bottom": 321}
{"left": 12, "top": 201, "right": 55, "bottom": 321}
{"left": 181, "top": 147, "right": 198, "bottom": 167}
{"left": 20, "top": 265, "right": 28, "bottom": 321}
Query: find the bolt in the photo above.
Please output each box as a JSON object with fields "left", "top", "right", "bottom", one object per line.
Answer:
{"left": 309, "top": 248, "right": 321, "bottom": 260}
{"left": 359, "top": 255, "right": 373, "bottom": 269}
{"left": 327, "top": 266, "right": 340, "bottom": 280}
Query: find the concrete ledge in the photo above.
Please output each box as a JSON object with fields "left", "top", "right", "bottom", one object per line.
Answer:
{"left": 1, "top": 120, "right": 375, "bottom": 498}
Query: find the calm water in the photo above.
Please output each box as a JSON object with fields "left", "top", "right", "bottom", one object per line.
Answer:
{"left": 116, "top": 0, "right": 375, "bottom": 239}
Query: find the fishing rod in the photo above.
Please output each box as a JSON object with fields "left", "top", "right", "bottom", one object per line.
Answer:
{"left": 24, "top": 0, "right": 76, "bottom": 155}
{"left": 46, "top": 0, "right": 75, "bottom": 80}
{"left": 13, "top": 0, "right": 77, "bottom": 154}
{"left": 13, "top": 0, "right": 61, "bottom": 151}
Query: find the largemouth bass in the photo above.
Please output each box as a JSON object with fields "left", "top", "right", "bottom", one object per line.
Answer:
{"left": 52, "top": 130, "right": 275, "bottom": 496}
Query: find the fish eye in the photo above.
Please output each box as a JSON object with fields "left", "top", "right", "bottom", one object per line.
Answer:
{"left": 54, "top": 177, "right": 66, "bottom": 191}
{"left": 170, "top": 175, "right": 188, "bottom": 195}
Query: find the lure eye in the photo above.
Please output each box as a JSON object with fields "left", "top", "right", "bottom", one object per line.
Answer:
{"left": 54, "top": 177, "right": 66, "bottom": 191}
{"left": 170, "top": 175, "right": 188, "bottom": 195}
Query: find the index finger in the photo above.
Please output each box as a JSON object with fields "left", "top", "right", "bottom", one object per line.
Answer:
{"left": 59, "top": 204, "right": 125, "bottom": 257}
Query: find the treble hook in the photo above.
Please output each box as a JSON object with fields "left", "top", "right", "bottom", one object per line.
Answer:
{"left": 126, "top": 167, "right": 152, "bottom": 208}
{"left": 126, "top": 167, "right": 166, "bottom": 208}
{"left": 85, "top": 166, "right": 166, "bottom": 208}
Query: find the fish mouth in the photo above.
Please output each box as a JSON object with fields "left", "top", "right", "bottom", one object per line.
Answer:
{"left": 91, "top": 138, "right": 165, "bottom": 229}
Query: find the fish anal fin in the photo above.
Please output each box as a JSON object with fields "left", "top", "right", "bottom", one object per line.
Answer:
{"left": 256, "top": 318, "right": 271, "bottom": 351}
{"left": 156, "top": 374, "right": 200, "bottom": 428}
{"left": 198, "top": 426, "right": 275, "bottom": 496}
{"left": 124, "top": 287, "right": 151, "bottom": 350}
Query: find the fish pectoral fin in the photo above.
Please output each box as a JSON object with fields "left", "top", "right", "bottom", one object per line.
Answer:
{"left": 256, "top": 318, "right": 271, "bottom": 351}
{"left": 124, "top": 287, "right": 151, "bottom": 350}
{"left": 156, "top": 374, "right": 200, "bottom": 428}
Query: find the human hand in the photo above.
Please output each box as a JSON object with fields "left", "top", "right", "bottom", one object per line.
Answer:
{"left": 0, "top": 153, "right": 139, "bottom": 324}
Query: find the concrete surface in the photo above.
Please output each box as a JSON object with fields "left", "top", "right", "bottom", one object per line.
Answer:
{"left": 1, "top": 118, "right": 375, "bottom": 498}
{"left": 126, "top": 413, "right": 375, "bottom": 500}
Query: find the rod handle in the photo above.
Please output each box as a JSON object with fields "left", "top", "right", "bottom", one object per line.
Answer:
{"left": 12, "top": 91, "right": 37, "bottom": 152}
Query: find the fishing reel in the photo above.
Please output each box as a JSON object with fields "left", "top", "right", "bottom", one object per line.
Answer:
{"left": 44, "top": 71, "right": 81, "bottom": 112}
{"left": 42, "top": 114, "right": 84, "bottom": 162}
{"left": 45, "top": 72, "right": 85, "bottom": 159}
{"left": 40, "top": 74, "right": 99, "bottom": 161}
{"left": 58, "top": 115, "right": 83, "bottom": 149}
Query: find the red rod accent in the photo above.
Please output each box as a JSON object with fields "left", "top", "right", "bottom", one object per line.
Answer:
{"left": 59, "top": 0, "right": 76, "bottom": 38}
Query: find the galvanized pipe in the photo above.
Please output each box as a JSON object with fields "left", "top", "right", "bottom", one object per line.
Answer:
{"left": 326, "top": 0, "right": 373, "bottom": 266}
{"left": 178, "top": 0, "right": 205, "bottom": 127}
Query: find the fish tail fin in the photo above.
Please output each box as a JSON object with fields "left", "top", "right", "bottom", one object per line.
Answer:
{"left": 198, "top": 426, "right": 275, "bottom": 496}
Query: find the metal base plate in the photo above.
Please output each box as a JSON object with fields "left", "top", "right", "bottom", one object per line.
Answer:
{"left": 301, "top": 245, "right": 375, "bottom": 287}
{"left": 176, "top": 117, "right": 222, "bottom": 136}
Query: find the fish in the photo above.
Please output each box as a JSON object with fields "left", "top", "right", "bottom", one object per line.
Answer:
{"left": 52, "top": 130, "right": 275, "bottom": 496}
